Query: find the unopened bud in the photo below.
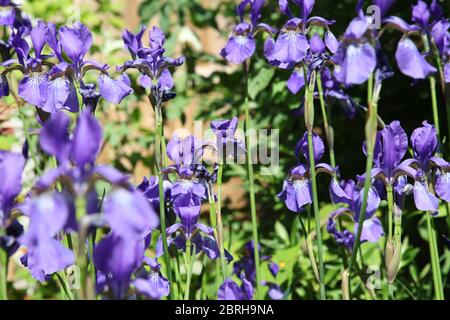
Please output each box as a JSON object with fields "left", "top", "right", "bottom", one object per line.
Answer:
{"left": 306, "top": 234, "right": 320, "bottom": 283}
{"left": 341, "top": 269, "right": 350, "bottom": 300}
{"left": 385, "top": 238, "right": 402, "bottom": 283}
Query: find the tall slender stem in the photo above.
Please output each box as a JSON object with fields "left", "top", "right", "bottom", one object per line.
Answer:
{"left": 348, "top": 74, "right": 379, "bottom": 280}
{"left": 304, "top": 68, "right": 326, "bottom": 299}
{"left": 316, "top": 73, "right": 336, "bottom": 168}
{"left": 184, "top": 240, "right": 195, "bottom": 300}
{"left": 216, "top": 163, "right": 227, "bottom": 281}
{"left": 426, "top": 212, "right": 444, "bottom": 300}
{"left": 243, "top": 61, "right": 262, "bottom": 299}
{"left": 18, "top": 107, "right": 42, "bottom": 176}
{"left": 423, "top": 35, "right": 441, "bottom": 140}
{"left": 154, "top": 102, "right": 173, "bottom": 299}
{"left": 0, "top": 250, "right": 8, "bottom": 300}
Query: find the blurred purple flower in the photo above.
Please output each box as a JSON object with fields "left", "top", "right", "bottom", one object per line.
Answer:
{"left": 221, "top": 0, "right": 276, "bottom": 64}
{"left": 218, "top": 275, "right": 254, "bottom": 300}
{"left": 278, "top": 132, "right": 334, "bottom": 212}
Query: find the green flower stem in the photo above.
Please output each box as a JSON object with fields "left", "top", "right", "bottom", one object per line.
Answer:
{"left": 304, "top": 68, "right": 326, "bottom": 299}
{"left": 56, "top": 272, "right": 75, "bottom": 300}
{"left": 18, "top": 107, "right": 42, "bottom": 176}
{"left": 429, "top": 38, "right": 450, "bottom": 153}
{"left": 243, "top": 60, "right": 262, "bottom": 300}
{"left": 0, "top": 249, "right": 8, "bottom": 300}
{"left": 75, "top": 196, "right": 90, "bottom": 300}
{"left": 348, "top": 74, "right": 379, "bottom": 285}
{"left": 216, "top": 163, "right": 227, "bottom": 281}
{"left": 154, "top": 101, "right": 173, "bottom": 299}
{"left": 423, "top": 35, "right": 441, "bottom": 140}
{"left": 316, "top": 73, "right": 336, "bottom": 168}
{"left": 387, "top": 184, "right": 394, "bottom": 241}
{"left": 426, "top": 212, "right": 444, "bottom": 300}
{"left": 184, "top": 240, "right": 196, "bottom": 300}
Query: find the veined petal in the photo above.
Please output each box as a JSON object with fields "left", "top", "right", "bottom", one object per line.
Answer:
{"left": 98, "top": 74, "right": 133, "bottom": 104}
{"left": 220, "top": 34, "right": 256, "bottom": 65}
{"left": 273, "top": 29, "right": 309, "bottom": 65}
{"left": 18, "top": 74, "right": 49, "bottom": 107}
{"left": 358, "top": 216, "right": 384, "bottom": 243}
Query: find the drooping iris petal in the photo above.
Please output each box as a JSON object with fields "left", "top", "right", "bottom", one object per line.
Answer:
{"left": 435, "top": 172, "right": 450, "bottom": 202}
{"left": 273, "top": 20, "right": 309, "bottom": 65}
{"left": 98, "top": 74, "right": 133, "bottom": 104}
{"left": 0, "top": 5, "right": 15, "bottom": 26}
{"left": 444, "top": 63, "right": 450, "bottom": 83}
{"left": 413, "top": 181, "right": 439, "bottom": 211}
{"left": 431, "top": 20, "right": 450, "bottom": 55}
{"left": 39, "top": 111, "right": 71, "bottom": 164}
{"left": 395, "top": 37, "right": 437, "bottom": 80}
{"left": 358, "top": 217, "right": 384, "bottom": 242}
{"left": 21, "top": 238, "right": 74, "bottom": 283}
{"left": 0, "top": 151, "right": 25, "bottom": 214}
{"left": 72, "top": 110, "right": 102, "bottom": 168}
{"left": 218, "top": 278, "right": 253, "bottom": 300}
{"left": 329, "top": 179, "right": 352, "bottom": 206}
{"left": 18, "top": 74, "right": 49, "bottom": 107}
{"left": 221, "top": 33, "right": 256, "bottom": 64}
{"left": 278, "top": 176, "right": 312, "bottom": 213}
{"left": 287, "top": 70, "right": 304, "bottom": 94}
{"left": 94, "top": 234, "right": 145, "bottom": 297}
{"left": 104, "top": 189, "right": 158, "bottom": 241}
{"left": 134, "top": 272, "right": 170, "bottom": 300}
{"left": 59, "top": 22, "right": 93, "bottom": 66}
{"left": 335, "top": 43, "right": 376, "bottom": 85}
{"left": 158, "top": 69, "right": 174, "bottom": 91}
{"left": 42, "top": 77, "right": 71, "bottom": 113}
{"left": 383, "top": 16, "right": 420, "bottom": 33}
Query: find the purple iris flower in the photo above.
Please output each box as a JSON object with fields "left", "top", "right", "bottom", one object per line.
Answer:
{"left": 165, "top": 134, "right": 207, "bottom": 205}
{"left": 278, "top": 132, "right": 334, "bottom": 212}
{"left": 137, "top": 176, "right": 172, "bottom": 210}
{"left": 133, "top": 257, "right": 170, "bottom": 300}
{"left": 94, "top": 189, "right": 159, "bottom": 298}
{"left": 266, "top": 0, "right": 336, "bottom": 67}
{"left": 365, "top": 121, "right": 415, "bottom": 187}
{"left": 327, "top": 179, "right": 384, "bottom": 250}
{"left": 220, "top": 0, "right": 276, "bottom": 64}
{"left": 210, "top": 117, "right": 246, "bottom": 160}
{"left": 157, "top": 201, "right": 232, "bottom": 262}
{"left": 0, "top": 21, "right": 132, "bottom": 113}
{"left": 19, "top": 193, "right": 75, "bottom": 282}
{"left": 0, "top": 0, "right": 17, "bottom": 26}
{"left": 233, "top": 241, "right": 272, "bottom": 284}
{"left": 120, "top": 26, "right": 184, "bottom": 102}
{"left": 0, "top": 151, "right": 25, "bottom": 256}
{"left": 408, "top": 121, "right": 450, "bottom": 212}
{"left": 36, "top": 110, "right": 130, "bottom": 201}
{"left": 383, "top": 1, "right": 441, "bottom": 80}
{"left": 218, "top": 275, "right": 254, "bottom": 300}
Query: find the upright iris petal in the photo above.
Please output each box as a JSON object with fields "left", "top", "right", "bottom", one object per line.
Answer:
{"left": 72, "top": 110, "right": 102, "bottom": 168}
{"left": 59, "top": 22, "right": 93, "bottom": 68}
